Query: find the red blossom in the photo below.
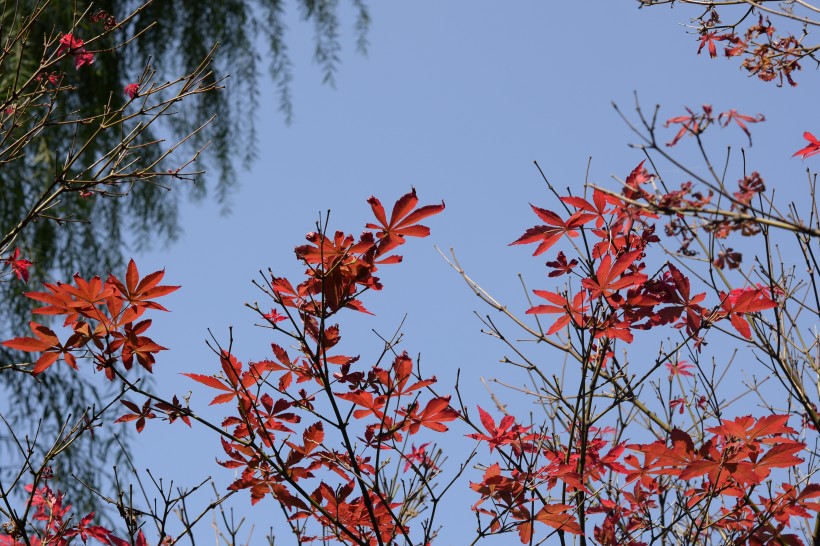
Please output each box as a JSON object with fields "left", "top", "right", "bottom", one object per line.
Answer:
{"left": 57, "top": 33, "right": 94, "bottom": 69}
{"left": 57, "top": 33, "right": 84, "bottom": 55}
{"left": 91, "top": 10, "right": 118, "bottom": 30}
{"left": 124, "top": 83, "right": 139, "bottom": 99}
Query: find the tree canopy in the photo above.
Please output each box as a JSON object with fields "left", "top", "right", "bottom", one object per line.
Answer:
{"left": 0, "top": 0, "right": 369, "bottom": 514}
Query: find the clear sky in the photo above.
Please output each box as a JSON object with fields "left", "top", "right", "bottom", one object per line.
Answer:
{"left": 126, "top": 3, "right": 817, "bottom": 544}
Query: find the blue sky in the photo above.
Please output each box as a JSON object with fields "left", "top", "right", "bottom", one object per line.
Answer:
{"left": 126, "top": 3, "right": 818, "bottom": 544}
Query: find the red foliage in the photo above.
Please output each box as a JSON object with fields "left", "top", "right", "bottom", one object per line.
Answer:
{"left": 2, "top": 259, "right": 177, "bottom": 377}
{"left": 794, "top": 132, "right": 820, "bottom": 159}
{"left": 0, "top": 472, "right": 144, "bottom": 546}
{"left": 2, "top": 248, "right": 33, "bottom": 283}
{"left": 3, "top": 169, "right": 813, "bottom": 545}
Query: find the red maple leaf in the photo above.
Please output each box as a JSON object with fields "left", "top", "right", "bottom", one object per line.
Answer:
{"left": 51, "top": 274, "right": 116, "bottom": 324}
{"left": 467, "top": 406, "right": 533, "bottom": 454}
{"left": 698, "top": 31, "right": 722, "bottom": 58}
{"left": 665, "top": 106, "right": 713, "bottom": 147}
{"left": 793, "top": 131, "right": 820, "bottom": 159}
{"left": 622, "top": 160, "right": 655, "bottom": 200}
{"left": 65, "top": 513, "right": 112, "bottom": 544}
{"left": 718, "top": 109, "right": 765, "bottom": 144}
{"left": 109, "top": 530, "right": 148, "bottom": 546}
{"left": 593, "top": 314, "right": 634, "bottom": 343}
{"left": 336, "top": 389, "right": 386, "bottom": 420}
{"left": 365, "top": 188, "right": 445, "bottom": 257}
{"left": 581, "top": 250, "right": 648, "bottom": 306}
{"left": 114, "top": 399, "right": 156, "bottom": 433}
{"left": 107, "top": 259, "right": 179, "bottom": 312}
{"left": 2, "top": 321, "right": 78, "bottom": 374}
{"left": 119, "top": 319, "right": 167, "bottom": 373}
{"left": 379, "top": 351, "right": 436, "bottom": 396}
{"left": 665, "top": 360, "right": 695, "bottom": 378}
{"left": 469, "top": 463, "right": 526, "bottom": 510}
{"left": 3, "top": 248, "right": 33, "bottom": 283}
{"left": 285, "top": 422, "right": 325, "bottom": 465}
{"left": 533, "top": 503, "right": 583, "bottom": 535}
{"left": 560, "top": 189, "right": 623, "bottom": 228}
{"left": 717, "top": 286, "right": 777, "bottom": 339}
{"left": 183, "top": 351, "right": 256, "bottom": 405}
{"left": 400, "top": 396, "right": 459, "bottom": 433}
{"left": 295, "top": 230, "right": 378, "bottom": 313}
{"left": 402, "top": 443, "right": 436, "bottom": 472}
{"left": 631, "top": 428, "right": 699, "bottom": 477}
{"left": 544, "top": 251, "right": 578, "bottom": 277}
{"left": 527, "top": 290, "right": 588, "bottom": 335}
{"left": 762, "top": 483, "right": 820, "bottom": 527}
{"left": 707, "top": 414, "right": 797, "bottom": 448}
{"left": 665, "top": 263, "right": 706, "bottom": 329}
{"left": 723, "top": 35, "right": 746, "bottom": 57}
{"left": 511, "top": 206, "right": 595, "bottom": 256}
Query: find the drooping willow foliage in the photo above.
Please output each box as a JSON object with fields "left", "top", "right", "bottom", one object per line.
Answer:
{"left": 0, "top": 0, "right": 369, "bottom": 517}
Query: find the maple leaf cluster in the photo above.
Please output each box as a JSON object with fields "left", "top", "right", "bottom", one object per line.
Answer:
{"left": 695, "top": 12, "right": 805, "bottom": 87}
{"left": 512, "top": 163, "right": 777, "bottom": 346}
{"left": 5, "top": 174, "right": 816, "bottom": 544}
{"left": 181, "top": 190, "right": 452, "bottom": 544}
{"left": 657, "top": 172, "right": 767, "bottom": 263}
{"left": 467, "top": 411, "right": 611, "bottom": 540}
{"left": 664, "top": 104, "right": 764, "bottom": 147}
{"left": 2, "top": 259, "right": 178, "bottom": 377}
{"left": 0, "top": 471, "right": 146, "bottom": 546}
{"left": 2, "top": 190, "right": 448, "bottom": 545}
{"left": 619, "top": 416, "right": 818, "bottom": 545}
{"left": 273, "top": 188, "right": 444, "bottom": 316}
{"left": 451, "top": 159, "right": 818, "bottom": 543}
{"left": 468, "top": 404, "right": 817, "bottom": 544}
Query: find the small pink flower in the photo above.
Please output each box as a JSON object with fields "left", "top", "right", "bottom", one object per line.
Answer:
{"left": 57, "top": 33, "right": 94, "bottom": 69}
{"left": 124, "top": 83, "right": 139, "bottom": 99}
{"left": 37, "top": 71, "right": 62, "bottom": 86}
{"left": 57, "top": 33, "right": 84, "bottom": 55}
{"left": 74, "top": 50, "right": 95, "bottom": 69}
